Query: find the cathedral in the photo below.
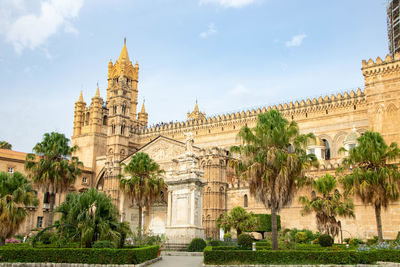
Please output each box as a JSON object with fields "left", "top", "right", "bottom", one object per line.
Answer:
{"left": 3, "top": 34, "right": 400, "bottom": 245}
{"left": 69, "top": 37, "right": 400, "bottom": 243}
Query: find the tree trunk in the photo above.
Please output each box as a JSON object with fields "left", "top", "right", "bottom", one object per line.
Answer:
{"left": 375, "top": 204, "right": 383, "bottom": 242}
{"left": 138, "top": 205, "right": 143, "bottom": 237}
{"left": 0, "top": 238, "right": 5, "bottom": 246}
{"left": 271, "top": 207, "right": 278, "bottom": 250}
{"left": 237, "top": 228, "right": 242, "bottom": 236}
{"left": 261, "top": 232, "right": 265, "bottom": 239}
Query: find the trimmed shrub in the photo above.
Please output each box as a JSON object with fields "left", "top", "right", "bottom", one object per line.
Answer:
{"left": 4, "top": 243, "right": 30, "bottom": 248}
{"left": 187, "top": 238, "right": 206, "bottom": 252}
{"left": 318, "top": 234, "right": 334, "bottom": 247}
{"left": 203, "top": 248, "right": 400, "bottom": 265}
{"left": 238, "top": 234, "right": 253, "bottom": 250}
{"left": 92, "top": 240, "right": 116, "bottom": 249}
{"left": 0, "top": 245, "right": 159, "bottom": 264}
{"left": 211, "top": 246, "right": 238, "bottom": 250}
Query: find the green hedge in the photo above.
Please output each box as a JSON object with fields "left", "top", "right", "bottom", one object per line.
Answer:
{"left": 203, "top": 247, "right": 400, "bottom": 265}
{"left": 0, "top": 245, "right": 159, "bottom": 264}
{"left": 211, "top": 246, "right": 238, "bottom": 250}
{"left": 255, "top": 243, "right": 349, "bottom": 251}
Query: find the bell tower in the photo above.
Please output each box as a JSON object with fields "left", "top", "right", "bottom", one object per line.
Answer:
{"left": 104, "top": 39, "right": 140, "bottom": 204}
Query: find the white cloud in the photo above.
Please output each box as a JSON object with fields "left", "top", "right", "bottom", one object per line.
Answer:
{"left": 229, "top": 84, "right": 249, "bottom": 96}
{"left": 199, "top": 0, "right": 256, "bottom": 8}
{"left": 285, "top": 34, "right": 307, "bottom": 47}
{"left": 200, "top": 23, "right": 217, "bottom": 38}
{"left": 0, "top": 0, "right": 84, "bottom": 55}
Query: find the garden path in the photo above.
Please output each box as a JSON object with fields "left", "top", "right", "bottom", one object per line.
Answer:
{"left": 151, "top": 256, "right": 203, "bottom": 267}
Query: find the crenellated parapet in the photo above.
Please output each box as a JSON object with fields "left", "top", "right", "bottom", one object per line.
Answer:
{"left": 362, "top": 53, "right": 400, "bottom": 82}
{"left": 136, "top": 88, "right": 366, "bottom": 139}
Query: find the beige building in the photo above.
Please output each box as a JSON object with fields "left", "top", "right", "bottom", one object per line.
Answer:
{"left": 4, "top": 38, "right": 400, "bottom": 242}
{"left": 0, "top": 148, "right": 92, "bottom": 234}
{"left": 70, "top": 40, "right": 400, "bottom": 241}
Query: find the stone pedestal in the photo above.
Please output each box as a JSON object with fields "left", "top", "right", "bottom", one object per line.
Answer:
{"left": 165, "top": 151, "right": 205, "bottom": 248}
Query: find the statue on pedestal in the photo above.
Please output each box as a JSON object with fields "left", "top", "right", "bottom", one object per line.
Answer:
{"left": 184, "top": 132, "right": 194, "bottom": 154}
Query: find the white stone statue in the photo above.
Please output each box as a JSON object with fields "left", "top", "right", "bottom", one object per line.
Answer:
{"left": 184, "top": 131, "right": 194, "bottom": 153}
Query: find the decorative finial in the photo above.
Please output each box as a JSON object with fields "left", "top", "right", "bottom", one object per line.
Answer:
{"left": 124, "top": 37, "right": 126, "bottom": 45}
{"left": 78, "top": 90, "right": 84, "bottom": 102}
{"left": 141, "top": 99, "right": 146, "bottom": 113}
{"left": 95, "top": 83, "right": 100, "bottom": 97}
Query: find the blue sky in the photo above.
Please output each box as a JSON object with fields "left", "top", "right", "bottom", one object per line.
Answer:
{"left": 0, "top": 0, "right": 389, "bottom": 152}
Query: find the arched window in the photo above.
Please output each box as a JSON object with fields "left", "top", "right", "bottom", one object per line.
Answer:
{"left": 85, "top": 112, "right": 90, "bottom": 125}
{"left": 122, "top": 104, "right": 126, "bottom": 115}
{"left": 244, "top": 194, "right": 248, "bottom": 207}
{"left": 322, "top": 139, "right": 330, "bottom": 160}
{"left": 111, "top": 124, "right": 116, "bottom": 134}
{"left": 113, "top": 105, "right": 117, "bottom": 115}
{"left": 44, "top": 192, "right": 50, "bottom": 204}
{"left": 103, "top": 115, "right": 107, "bottom": 126}
{"left": 121, "top": 124, "right": 125, "bottom": 135}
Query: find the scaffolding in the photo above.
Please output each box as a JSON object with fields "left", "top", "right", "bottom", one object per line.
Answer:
{"left": 388, "top": 0, "right": 400, "bottom": 55}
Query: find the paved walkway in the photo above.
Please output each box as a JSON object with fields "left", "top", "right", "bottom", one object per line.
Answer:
{"left": 151, "top": 256, "right": 203, "bottom": 267}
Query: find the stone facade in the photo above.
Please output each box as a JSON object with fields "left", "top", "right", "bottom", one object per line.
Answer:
{"left": 74, "top": 43, "right": 400, "bottom": 241}
{"left": 0, "top": 149, "right": 93, "bottom": 234}
{"left": 4, "top": 39, "right": 400, "bottom": 241}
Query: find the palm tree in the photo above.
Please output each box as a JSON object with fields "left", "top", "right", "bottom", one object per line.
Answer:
{"left": 230, "top": 110, "right": 318, "bottom": 249}
{"left": 119, "top": 152, "right": 165, "bottom": 235}
{"left": 0, "top": 171, "right": 38, "bottom": 246}
{"left": 299, "top": 174, "right": 355, "bottom": 239}
{"left": 54, "top": 188, "right": 130, "bottom": 248}
{"left": 0, "top": 141, "right": 12, "bottom": 150}
{"left": 216, "top": 206, "right": 258, "bottom": 236}
{"left": 25, "top": 132, "right": 83, "bottom": 206}
{"left": 339, "top": 131, "right": 400, "bottom": 242}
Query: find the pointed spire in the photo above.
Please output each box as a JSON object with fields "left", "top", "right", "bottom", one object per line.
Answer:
{"left": 78, "top": 90, "right": 84, "bottom": 102}
{"left": 95, "top": 83, "right": 100, "bottom": 97}
{"left": 118, "top": 38, "right": 130, "bottom": 64}
{"left": 194, "top": 99, "right": 199, "bottom": 112}
{"left": 140, "top": 99, "right": 146, "bottom": 113}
